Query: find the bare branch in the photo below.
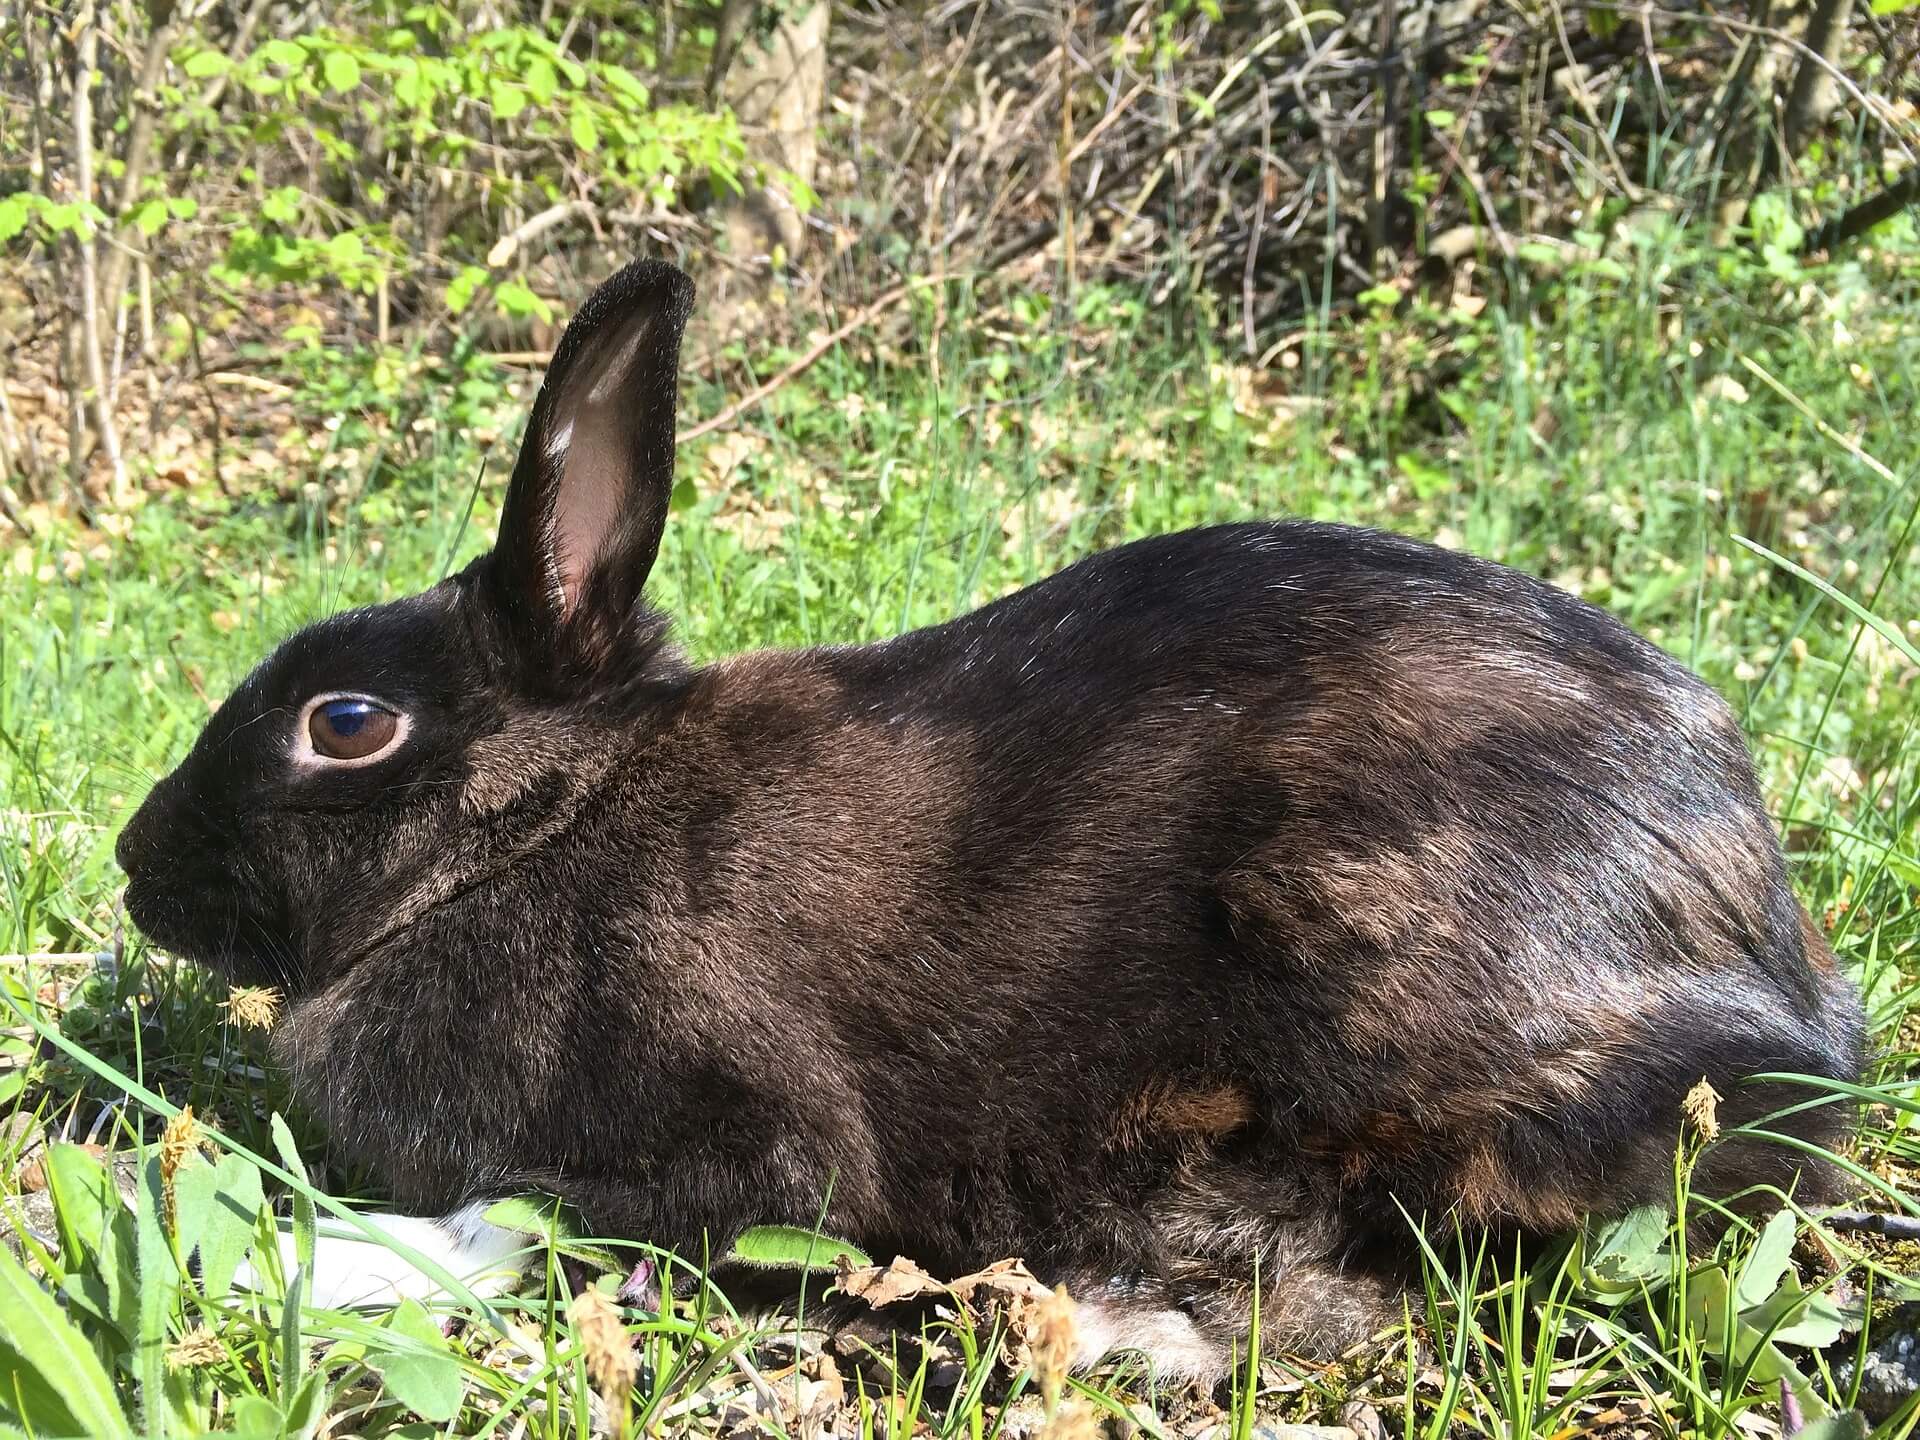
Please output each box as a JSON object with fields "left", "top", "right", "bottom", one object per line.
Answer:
{"left": 1821, "top": 1210, "right": 1920, "bottom": 1240}
{"left": 1805, "top": 167, "right": 1920, "bottom": 254}
{"left": 486, "top": 200, "right": 598, "bottom": 269}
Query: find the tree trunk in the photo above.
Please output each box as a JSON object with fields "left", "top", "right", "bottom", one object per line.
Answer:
{"left": 1783, "top": 0, "right": 1857, "bottom": 158}
{"left": 717, "top": 1, "right": 832, "bottom": 268}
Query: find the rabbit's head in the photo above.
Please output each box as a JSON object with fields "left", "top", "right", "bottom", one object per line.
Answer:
{"left": 116, "top": 260, "right": 695, "bottom": 992}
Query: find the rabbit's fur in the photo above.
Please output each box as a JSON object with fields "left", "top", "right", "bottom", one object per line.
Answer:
{"left": 119, "top": 260, "right": 1865, "bottom": 1380}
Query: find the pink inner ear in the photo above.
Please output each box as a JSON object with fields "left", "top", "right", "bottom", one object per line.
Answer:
{"left": 546, "top": 325, "right": 652, "bottom": 615}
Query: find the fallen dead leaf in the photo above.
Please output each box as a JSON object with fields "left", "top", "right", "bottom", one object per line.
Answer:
{"left": 833, "top": 1253, "right": 948, "bottom": 1307}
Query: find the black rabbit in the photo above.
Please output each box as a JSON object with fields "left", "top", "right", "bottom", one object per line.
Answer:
{"left": 118, "top": 259, "right": 1865, "bottom": 1377}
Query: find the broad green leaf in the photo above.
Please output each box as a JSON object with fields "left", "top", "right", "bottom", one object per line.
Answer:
{"left": 729, "top": 1225, "right": 872, "bottom": 1272}
{"left": 45, "top": 1141, "right": 137, "bottom": 1346}
{"left": 367, "top": 1299, "right": 466, "bottom": 1421}
{"left": 1686, "top": 1262, "right": 1734, "bottom": 1349}
{"left": 444, "top": 264, "right": 489, "bottom": 315}
{"left": 494, "top": 278, "right": 552, "bottom": 323}
{"left": 569, "top": 105, "right": 599, "bottom": 153}
{"left": 394, "top": 58, "right": 423, "bottom": 108}
{"left": 482, "top": 1194, "right": 618, "bottom": 1269}
{"left": 260, "top": 186, "right": 302, "bottom": 224}
{"left": 321, "top": 49, "right": 361, "bottom": 93}
{"left": 227, "top": 1395, "right": 284, "bottom": 1440}
{"left": 490, "top": 79, "right": 527, "bottom": 120}
{"left": 167, "top": 195, "right": 198, "bottom": 220}
{"left": 260, "top": 38, "right": 307, "bottom": 68}
{"left": 1734, "top": 1209, "right": 1797, "bottom": 1310}
{"left": 282, "top": 1367, "right": 332, "bottom": 1440}
{"left": 324, "top": 230, "right": 367, "bottom": 266}
{"left": 181, "top": 50, "right": 229, "bottom": 78}
{"left": 40, "top": 201, "right": 85, "bottom": 236}
{"left": 0, "top": 194, "right": 28, "bottom": 243}
{"left": 525, "top": 54, "right": 557, "bottom": 104}
{"left": 134, "top": 1155, "right": 178, "bottom": 1436}
{"left": 173, "top": 1150, "right": 264, "bottom": 1301}
{"left": 1747, "top": 1270, "right": 1851, "bottom": 1348}
{"left": 0, "top": 1241, "right": 134, "bottom": 1439}
{"left": 1795, "top": 1414, "right": 1869, "bottom": 1440}
{"left": 601, "top": 66, "right": 649, "bottom": 106}
{"left": 482, "top": 1194, "right": 566, "bottom": 1237}
{"left": 1583, "top": 1204, "right": 1669, "bottom": 1290}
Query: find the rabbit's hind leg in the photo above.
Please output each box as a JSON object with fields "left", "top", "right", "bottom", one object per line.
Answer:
{"left": 1057, "top": 1258, "right": 1400, "bottom": 1384}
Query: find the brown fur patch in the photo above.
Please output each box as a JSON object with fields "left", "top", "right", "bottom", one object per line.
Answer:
{"left": 1115, "top": 1081, "right": 1256, "bottom": 1148}
{"left": 1301, "top": 1110, "right": 1426, "bottom": 1186}
{"left": 1450, "top": 1144, "right": 1583, "bottom": 1230}
{"left": 462, "top": 718, "right": 591, "bottom": 814}
{"left": 1799, "top": 904, "right": 1837, "bottom": 973}
{"left": 1266, "top": 635, "right": 1594, "bottom": 790}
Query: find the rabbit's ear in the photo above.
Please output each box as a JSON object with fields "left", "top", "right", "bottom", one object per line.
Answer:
{"left": 487, "top": 259, "right": 693, "bottom": 675}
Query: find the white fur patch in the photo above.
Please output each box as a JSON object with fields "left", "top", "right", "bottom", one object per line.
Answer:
{"left": 1073, "top": 1299, "right": 1227, "bottom": 1382}
{"left": 236, "top": 1200, "right": 530, "bottom": 1308}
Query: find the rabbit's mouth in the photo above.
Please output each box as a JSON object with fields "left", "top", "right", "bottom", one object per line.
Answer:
{"left": 122, "top": 871, "right": 293, "bottom": 988}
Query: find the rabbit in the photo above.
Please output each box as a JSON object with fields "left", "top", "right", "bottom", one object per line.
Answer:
{"left": 117, "top": 258, "right": 1867, "bottom": 1381}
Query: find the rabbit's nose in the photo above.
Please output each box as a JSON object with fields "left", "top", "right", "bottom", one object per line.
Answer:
{"left": 114, "top": 806, "right": 157, "bottom": 876}
{"left": 116, "top": 776, "right": 181, "bottom": 877}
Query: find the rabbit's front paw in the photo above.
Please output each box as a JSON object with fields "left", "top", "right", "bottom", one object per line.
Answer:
{"left": 236, "top": 1200, "right": 530, "bottom": 1308}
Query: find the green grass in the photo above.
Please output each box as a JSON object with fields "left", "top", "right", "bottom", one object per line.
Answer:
{"left": 2, "top": 237, "right": 1918, "bottom": 1437}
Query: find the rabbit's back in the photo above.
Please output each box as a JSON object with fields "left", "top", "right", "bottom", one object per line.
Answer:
{"left": 699, "top": 520, "right": 1862, "bottom": 1256}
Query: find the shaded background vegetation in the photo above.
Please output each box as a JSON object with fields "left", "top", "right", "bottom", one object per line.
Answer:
{"left": 3, "top": 0, "right": 1919, "bottom": 520}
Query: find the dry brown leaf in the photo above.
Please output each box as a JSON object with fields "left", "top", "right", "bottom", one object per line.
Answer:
{"left": 948, "top": 1256, "right": 1053, "bottom": 1306}
{"left": 832, "top": 1253, "right": 950, "bottom": 1307}
{"left": 19, "top": 1142, "right": 107, "bottom": 1193}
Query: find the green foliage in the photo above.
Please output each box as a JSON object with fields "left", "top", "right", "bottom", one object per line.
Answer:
{"left": 0, "top": 189, "right": 111, "bottom": 243}
{"left": 45, "top": 1141, "right": 139, "bottom": 1347}
{"left": 1572, "top": 1206, "right": 1865, "bottom": 1421}
{"left": 0, "top": 1239, "right": 135, "bottom": 1439}
{"left": 167, "top": 13, "right": 742, "bottom": 310}
{"left": 727, "top": 1224, "right": 874, "bottom": 1272}
{"left": 1, "top": 4, "right": 745, "bottom": 334}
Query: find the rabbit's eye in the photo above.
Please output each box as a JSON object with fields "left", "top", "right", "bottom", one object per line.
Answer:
{"left": 309, "top": 698, "right": 400, "bottom": 761}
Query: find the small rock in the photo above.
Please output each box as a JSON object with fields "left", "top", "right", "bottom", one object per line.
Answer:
{"left": 1833, "top": 1304, "right": 1920, "bottom": 1422}
{"left": 1339, "top": 1401, "right": 1386, "bottom": 1440}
